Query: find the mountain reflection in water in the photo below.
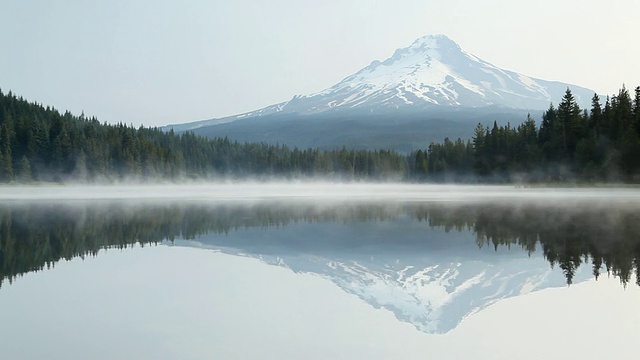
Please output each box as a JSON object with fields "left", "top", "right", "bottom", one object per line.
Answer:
{"left": 1, "top": 199, "right": 639, "bottom": 332}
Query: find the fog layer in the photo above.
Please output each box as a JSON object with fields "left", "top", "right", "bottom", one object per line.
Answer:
{"left": 2, "top": 183, "right": 640, "bottom": 202}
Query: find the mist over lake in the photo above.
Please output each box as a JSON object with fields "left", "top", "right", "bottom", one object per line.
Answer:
{"left": 5, "top": 1, "right": 640, "bottom": 358}
{"left": 3, "top": 183, "right": 640, "bottom": 202}
{"left": 1, "top": 183, "right": 639, "bottom": 359}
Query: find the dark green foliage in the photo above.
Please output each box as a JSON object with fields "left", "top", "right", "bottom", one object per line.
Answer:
{"left": 424, "top": 137, "right": 473, "bottom": 181}
{"left": 413, "top": 85, "right": 640, "bottom": 182}
{"left": 417, "top": 202, "right": 640, "bottom": 287}
{"left": 19, "top": 155, "right": 31, "bottom": 182}
{"left": 0, "top": 90, "right": 408, "bottom": 182}
{"left": 414, "top": 149, "right": 428, "bottom": 178}
{"left": 2, "top": 201, "right": 640, "bottom": 288}
{"left": 0, "top": 123, "right": 13, "bottom": 182}
{"left": 6, "top": 85, "right": 640, "bottom": 183}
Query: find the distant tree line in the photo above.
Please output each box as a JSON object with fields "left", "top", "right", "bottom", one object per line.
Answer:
{"left": 5, "top": 85, "right": 640, "bottom": 183}
{"left": 413, "top": 202, "right": 640, "bottom": 286}
{"left": 413, "top": 86, "right": 640, "bottom": 182}
{"left": 0, "top": 89, "right": 408, "bottom": 182}
{"left": 0, "top": 202, "right": 405, "bottom": 287}
{"left": 2, "top": 201, "right": 640, "bottom": 288}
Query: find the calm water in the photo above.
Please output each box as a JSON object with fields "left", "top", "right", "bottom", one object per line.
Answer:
{"left": 1, "top": 184, "right": 640, "bottom": 359}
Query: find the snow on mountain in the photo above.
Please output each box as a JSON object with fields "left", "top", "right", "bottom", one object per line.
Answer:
{"left": 170, "top": 219, "right": 587, "bottom": 334}
{"left": 168, "top": 102, "right": 290, "bottom": 132}
{"left": 175, "top": 239, "right": 582, "bottom": 334}
{"left": 302, "top": 256, "right": 573, "bottom": 334}
{"left": 283, "top": 34, "right": 595, "bottom": 114}
{"left": 167, "top": 34, "right": 597, "bottom": 131}
{"left": 297, "top": 253, "right": 585, "bottom": 333}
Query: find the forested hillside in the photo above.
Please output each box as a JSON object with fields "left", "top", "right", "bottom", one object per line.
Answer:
{"left": 0, "top": 89, "right": 408, "bottom": 182}
{"left": 418, "top": 86, "right": 640, "bottom": 182}
{"left": 3, "top": 201, "right": 640, "bottom": 288}
{"left": 3, "top": 85, "right": 640, "bottom": 183}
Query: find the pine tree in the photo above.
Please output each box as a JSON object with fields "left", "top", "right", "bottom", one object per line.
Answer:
{"left": 472, "top": 123, "right": 489, "bottom": 175}
{"left": 539, "top": 103, "right": 558, "bottom": 161}
{"left": 633, "top": 86, "right": 640, "bottom": 133}
{"left": 614, "top": 86, "right": 634, "bottom": 137}
{"left": 19, "top": 155, "right": 31, "bottom": 182}
{"left": 414, "top": 150, "right": 428, "bottom": 177}
{"left": 557, "top": 88, "right": 582, "bottom": 159}
{"left": 74, "top": 150, "right": 88, "bottom": 181}
{"left": 0, "top": 123, "right": 13, "bottom": 181}
{"left": 590, "top": 93, "right": 603, "bottom": 136}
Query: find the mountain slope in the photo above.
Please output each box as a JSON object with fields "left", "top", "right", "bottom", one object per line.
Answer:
{"left": 281, "top": 34, "right": 595, "bottom": 114}
{"left": 189, "top": 107, "right": 537, "bottom": 152}
{"left": 166, "top": 35, "right": 598, "bottom": 150}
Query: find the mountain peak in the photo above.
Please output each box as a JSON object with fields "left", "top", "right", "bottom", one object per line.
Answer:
{"left": 166, "top": 34, "right": 601, "bottom": 152}
{"left": 179, "top": 34, "right": 598, "bottom": 129}
{"left": 409, "top": 34, "right": 458, "bottom": 50}
{"left": 383, "top": 34, "right": 464, "bottom": 70}
{"left": 279, "top": 34, "right": 596, "bottom": 113}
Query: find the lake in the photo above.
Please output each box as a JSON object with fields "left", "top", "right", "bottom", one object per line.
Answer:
{"left": 1, "top": 184, "right": 639, "bottom": 359}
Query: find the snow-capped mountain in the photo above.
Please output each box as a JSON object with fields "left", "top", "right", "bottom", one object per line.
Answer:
{"left": 168, "top": 34, "right": 596, "bottom": 132}
{"left": 285, "top": 34, "right": 595, "bottom": 113}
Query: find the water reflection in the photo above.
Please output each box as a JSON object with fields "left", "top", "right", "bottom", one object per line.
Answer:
{"left": 1, "top": 199, "right": 639, "bottom": 333}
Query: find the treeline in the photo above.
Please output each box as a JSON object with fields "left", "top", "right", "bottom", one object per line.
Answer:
{"left": 3, "top": 201, "right": 640, "bottom": 288}
{"left": 0, "top": 89, "right": 408, "bottom": 182}
{"left": 415, "top": 86, "right": 640, "bottom": 182}
{"left": 0, "top": 202, "right": 406, "bottom": 287}
{"left": 413, "top": 202, "right": 640, "bottom": 286}
{"left": 5, "top": 85, "right": 640, "bottom": 183}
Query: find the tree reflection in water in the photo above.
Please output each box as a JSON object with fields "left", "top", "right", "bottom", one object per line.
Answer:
{"left": 1, "top": 200, "right": 639, "bottom": 288}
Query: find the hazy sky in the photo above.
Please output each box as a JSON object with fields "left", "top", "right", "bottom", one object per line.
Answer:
{"left": 2, "top": 0, "right": 639, "bottom": 127}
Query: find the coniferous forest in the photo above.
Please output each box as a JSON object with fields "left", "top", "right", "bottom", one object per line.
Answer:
{"left": 0, "top": 89, "right": 407, "bottom": 182}
{"left": 417, "top": 86, "right": 640, "bottom": 182}
{"left": 2, "top": 86, "right": 640, "bottom": 183}
{"left": 2, "top": 202, "right": 640, "bottom": 288}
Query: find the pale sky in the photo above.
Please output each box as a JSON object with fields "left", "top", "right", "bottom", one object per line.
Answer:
{"left": 1, "top": 0, "right": 639, "bottom": 127}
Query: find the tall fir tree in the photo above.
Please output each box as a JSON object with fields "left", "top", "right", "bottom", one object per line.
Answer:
{"left": 1, "top": 122, "right": 13, "bottom": 181}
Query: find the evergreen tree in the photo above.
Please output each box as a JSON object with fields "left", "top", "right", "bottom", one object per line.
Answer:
{"left": 590, "top": 93, "right": 603, "bottom": 136}
{"left": 614, "top": 86, "right": 634, "bottom": 139}
{"left": 539, "top": 103, "right": 558, "bottom": 162}
{"left": 472, "top": 123, "right": 489, "bottom": 176}
{"left": 414, "top": 149, "right": 428, "bottom": 177}
{"left": 556, "top": 88, "right": 582, "bottom": 160}
{"left": 633, "top": 86, "right": 640, "bottom": 133}
{"left": 19, "top": 155, "right": 31, "bottom": 182}
{"left": 0, "top": 123, "right": 13, "bottom": 181}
